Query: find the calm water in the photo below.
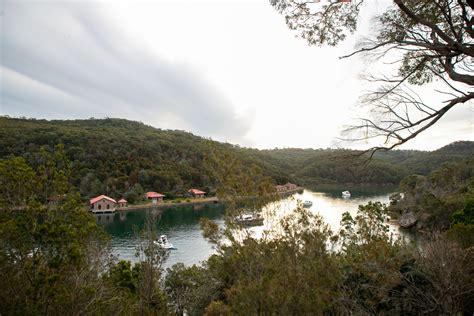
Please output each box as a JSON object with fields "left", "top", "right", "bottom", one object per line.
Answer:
{"left": 96, "top": 189, "right": 401, "bottom": 267}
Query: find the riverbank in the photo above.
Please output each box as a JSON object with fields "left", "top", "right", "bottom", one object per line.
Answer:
{"left": 116, "top": 197, "right": 219, "bottom": 211}
{"left": 103, "top": 188, "right": 395, "bottom": 266}
{"left": 90, "top": 187, "right": 303, "bottom": 213}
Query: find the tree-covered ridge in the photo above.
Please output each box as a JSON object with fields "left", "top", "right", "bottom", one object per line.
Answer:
{"left": 0, "top": 117, "right": 472, "bottom": 201}
{"left": 252, "top": 141, "right": 474, "bottom": 186}
{"left": 390, "top": 157, "right": 474, "bottom": 230}
{"left": 1, "top": 128, "right": 473, "bottom": 315}
{"left": 0, "top": 117, "right": 291, "bottom": 202}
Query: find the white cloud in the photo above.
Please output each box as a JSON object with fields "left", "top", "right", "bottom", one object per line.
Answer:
{"left": 1, "top": 1, "right": 252, "bottom": 144}
{"left": 1, "top": 0, "right": 471, "bottom": 150}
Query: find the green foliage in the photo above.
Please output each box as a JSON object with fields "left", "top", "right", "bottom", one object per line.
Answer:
{"left": 2, "top": 117, "right": 471, "bottom": 202}
{"left": 0, "top": 156, "right": 38, "bottom": 209}
{"left": 270, "top": 0, "right": 360, "bottom": 46}
{"left": 169, "top": 200, "right": 474, "bottom": 314}
{"left": 448, "top": 223, "right": 474, "bottom": 249}
{"left": 108, "top": 260, "right": 139, "bottom": 293}
{"left": 165, "top": 263, "right": 221, "bottom": 315}
{"left": 0, "top": 117, "right": 291, "bottom": 202}
{"left": 271, "top": 0, "right": 473, "bottom": 152}
{"left": 0, "top": 193, "right": 115, "bottom": 313}
{"left": 1, "top": 140, "right": 472, "bottom": 314}
{"left": 339, "top": 201, "right": 390, "bottom": 247}
{"left": 0, "top": 147, "right": 172, "bottom": 315}
{"left": 448, "top": 199, "right": 474, "bottom": 248}
{"left": 452, "top": 198, "right": 474, "bottom": 225}
{"left": 199, "top": 206, "right": 341, "bottom": 314}
{"left": 204, "top": 300, "right": 231, "bottom": 316}
{"left": 132, "top": 214, "right": 170, "bottom": 315}
{"left": 251, "top": 143, "right": 473, "bottom": 187}
{"left": 391, "top": 158, "right": 474, "bottom": 230}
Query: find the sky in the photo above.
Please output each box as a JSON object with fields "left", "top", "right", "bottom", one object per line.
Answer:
{"left": 1, "top": 0, "right": 472, "bottom": 150}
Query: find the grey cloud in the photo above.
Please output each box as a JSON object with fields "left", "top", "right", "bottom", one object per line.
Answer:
{"left": 0, "top": 1, "right": 252, "bottom": 142}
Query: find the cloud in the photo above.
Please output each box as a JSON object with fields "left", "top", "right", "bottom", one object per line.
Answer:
{"left": 0, "top": 1, "right": 253, "bottom": 143}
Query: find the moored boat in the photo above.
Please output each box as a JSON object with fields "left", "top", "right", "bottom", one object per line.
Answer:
{"left": 302, "top": 200, "right": 313, "bottom": 207}
{"left": 342, "top": 191, "right": 351, "bottom": 198}
{"left": 154, "top": 235, "right": 177, "bottom": 250}
{"left": 235, "top": 213, "right": 264, "bottom": 226}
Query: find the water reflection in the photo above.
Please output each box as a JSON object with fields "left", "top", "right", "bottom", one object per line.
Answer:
{"left": 96, "top": 203, "right": 225, "bottom": 267}
{"left": 97, "top": 190, "right": 412, "bottom": 267}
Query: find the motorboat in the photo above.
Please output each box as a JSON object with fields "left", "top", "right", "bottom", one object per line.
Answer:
{"left": 235, "top": 213, "right": 264, "bottom": 226}
{"left": 302, "top": 200, "right": 313, "bottom": 207}
{"left": 342, "top": 191, "right": 351, "bottom": 198}
{"left": 154, "top": 235, "right": 177, "bottom": 250}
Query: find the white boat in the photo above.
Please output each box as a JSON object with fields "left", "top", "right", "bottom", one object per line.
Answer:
{"left": 235, "top": 213, "right": 264, "bottom": 226}
{"left": 302, "top": 200, "right": 313, "bottom": 207}
{"left": 342, "top": 191, "right": 351, "bottom": 198}
{"left": 154, "top": 235, "right": 177, "bottom": 250}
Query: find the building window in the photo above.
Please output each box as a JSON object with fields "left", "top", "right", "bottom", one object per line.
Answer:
{"left": 107, "top": 204, "right": 110, "bottom": 209}
{"left": 98, "top": 204, "right": 101, "bottom": 210}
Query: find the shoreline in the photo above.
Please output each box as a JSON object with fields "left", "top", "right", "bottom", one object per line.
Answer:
{"left": 114, "top": 197, "right": 219, "bottom": 212}
{"left": 89, "top": 187, "right": 304, "bottom": 213}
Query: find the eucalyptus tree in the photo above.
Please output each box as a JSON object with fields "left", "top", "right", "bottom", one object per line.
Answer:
{"left": 270, "top": 0, "right": 474, "bottom": 153}
{"left": 0, "top": 146, "right": 119, "bottom": 314}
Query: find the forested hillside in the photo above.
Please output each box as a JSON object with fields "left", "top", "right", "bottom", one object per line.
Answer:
{"left": 0, "top": 117, "right": 472, "bottom": 201}
{"left": 253, "top": 141, "right": 474, "bottom": 187}
{"left": 0, "top": 117, "right": 290, "bottom": 202}
{"left": 390, "top": 157, "right": 474, "bottom": 231}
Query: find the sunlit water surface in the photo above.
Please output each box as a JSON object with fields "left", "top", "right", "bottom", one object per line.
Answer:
{"left": 96, "top": 189, "right": 407, "bottom": 267}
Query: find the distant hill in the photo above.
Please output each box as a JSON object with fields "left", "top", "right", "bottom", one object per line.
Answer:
{"left": 374, "top": 141, "right": 474, "bottom": 175}
{"left": 0, "top": 117, "right": 290, "bottom": 202}
{"left": 389, "top": 156, "right": 474, "bottom": 230}
{"left": 0, "top": 117, "right": 472, "bottom": 200}
{"left": 244, "top": 141, "right": 473, "bottom": 188}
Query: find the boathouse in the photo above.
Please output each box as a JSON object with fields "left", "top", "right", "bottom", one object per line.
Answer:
{"left": 118, "top": 198, "right": 127, "bottom": 208}
{"left": 275, "top": 183, "right": 297, "bottom": 193}
{"left": 90, "top": 195, "right": 117, "bottom": 213}
{"left": 275, "top": 185, "right": 286, "bottom": 193}
{"left": 145, "top": 191, "right": 165, "bottom": 204}
{"left": 188, "top": 188, "right": 206, "bottom": 198}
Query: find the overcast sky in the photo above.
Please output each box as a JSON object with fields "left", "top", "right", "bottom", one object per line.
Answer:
{"left": 1, "top": 0, "right": 472, "bottom": 150}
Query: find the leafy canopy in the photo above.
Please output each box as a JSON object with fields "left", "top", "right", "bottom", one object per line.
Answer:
{"left": 271, "top": 0, "right": 474, "bottom": 151}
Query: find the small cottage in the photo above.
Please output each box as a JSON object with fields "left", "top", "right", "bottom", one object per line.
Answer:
{"left": 118, "top": 198, "right": 127, "bottom": 208}
{"left": 90, "top": 195, "right": 117, "bottom": 213}
{"left": 284, "top": 182, "right": 297, "bottom": 191}
{"left": 188, "top": 188, "right": 206, "bottom": 198}
{"left": 275, "top": 185, "right": 286, "bottom": 193}
{"left": 145, "top": 191, "right": 165, "bottom": 204}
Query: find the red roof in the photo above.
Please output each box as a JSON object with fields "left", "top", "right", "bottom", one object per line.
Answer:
{"left": 118, "top": 199, "right": 127, "bottom": 203}
{"left": 145, "top": 192, "right": 165, "bottom": 198}
{"left": 90, "top": 195, "right": 117, "bottom": 205}
{"left": 189, "top": 189, "right": 206, "bottom": 195}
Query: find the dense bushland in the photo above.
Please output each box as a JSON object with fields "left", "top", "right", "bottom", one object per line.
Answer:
{"left": 1, "top": 117, "right": 472, "bottom": 203}
{"left": 1, "top": 145, "right": 473, "bottom": 315}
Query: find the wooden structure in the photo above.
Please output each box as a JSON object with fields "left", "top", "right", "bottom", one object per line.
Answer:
{"left": 90, "top": 195, "right": 117, "bottom": 213}
{"left": 275, "top": 182, "right": 298, "bottom": 193}
{"left": 188, "top": 188, "right": 206, "bottom": 198}
{"left": 118, "top": 198, "right": 128, "bottom": 208}
{"left": 145, "top": 191, "right": 165, "bottom": 204}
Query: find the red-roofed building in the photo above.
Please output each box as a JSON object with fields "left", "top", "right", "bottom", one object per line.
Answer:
{"left": 145, "top": 191, "right": 165, "bottom": 204}
{"left": 118, "top": 198, "right": 127, "bottom": 208}
{"left": 275, "top": 185, "right": 286, "bottom": 193}
{"left": 275, "top": 183, "right": 298, "bottom": 194}
{"left": 90, "top": 195, "right": 117, "bottom": 213}
{"left": 188, "top": 188, "right": 206, "bottom": 198}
